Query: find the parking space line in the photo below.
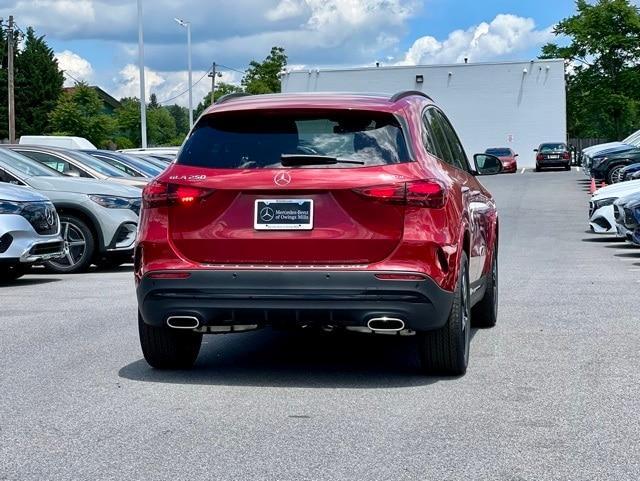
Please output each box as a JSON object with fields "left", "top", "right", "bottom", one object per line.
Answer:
{"left": 575, "top": 167, "right": 581, "bottom": 173}
{"left": 520, "top": 168, "right": 526, "bottom": 174}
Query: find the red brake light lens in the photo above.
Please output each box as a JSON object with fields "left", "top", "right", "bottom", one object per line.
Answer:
{"left": 143, "top": 181, "right": 213, "bottom": 208}
{"left": 536, "top": 153, "right": 543, "bottom": 161}
{"left": 353, "top": 180, "right": 446, "bottom": 208}
{"left": 562, "top": 152, "right": 571, "bottom": 160}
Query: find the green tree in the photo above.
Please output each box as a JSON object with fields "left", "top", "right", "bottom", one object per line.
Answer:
{"left": 147, "top": 106, "right": 177, "bottom": 146}
{"left": 167, "top": 104, "right": 190, "bottom": 137}
{"left": 541, "top": 0, "right": 640, "bottom": 139}
{"left": 114, "top": 97, "right": 142, "bottom": 147}
{"left": 149, "top": 93, "right": 159, "bottom": 109}
{"left": 15, "top": 27, "right": 64, "bottom": 136}
{"left": 194, "top": 82, "right": 244, "bottom": 117}
{"left": 49, "top": 82, "right": 116, "bottom": 147}
{"left": 242, "top": 46, "right": 287, "bottom": 94}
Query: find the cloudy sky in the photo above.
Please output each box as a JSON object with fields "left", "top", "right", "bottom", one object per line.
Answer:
{"left": 0, "top": 0, "right": 577, "bottom": 107}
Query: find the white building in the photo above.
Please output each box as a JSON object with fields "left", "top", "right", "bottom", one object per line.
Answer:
{"left": 281, "top": 59, "right": 566, "bottom": 167}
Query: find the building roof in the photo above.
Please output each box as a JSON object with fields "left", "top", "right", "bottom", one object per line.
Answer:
{"left": 63, "top": 86, "right": 121, "bottom": 110}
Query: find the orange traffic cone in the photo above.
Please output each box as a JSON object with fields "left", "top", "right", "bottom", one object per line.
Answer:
{"left": 589, "top": 178, "right": 596, "bottom": 194}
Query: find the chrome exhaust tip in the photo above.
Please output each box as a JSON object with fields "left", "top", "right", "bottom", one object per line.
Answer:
{"left": 367, "top": 317, "right": 405, "bottom": 332}
{"left": 166, "top": 315, "right": 200, "bottom": 329}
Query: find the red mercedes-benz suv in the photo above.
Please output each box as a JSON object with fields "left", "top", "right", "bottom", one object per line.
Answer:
{"left": 135, "top": 91, "right": 502, "bottom": 375}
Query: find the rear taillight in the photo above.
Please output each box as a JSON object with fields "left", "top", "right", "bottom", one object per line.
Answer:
{"left": 563, "top": 152, "right": 571, "bottom": 160}
{"left": 353, "top": 180, "right": 446, "bottom": 208}
{"left": 142, "top": 181, "right": 213, "bottom": 208}
{"left": 536, "top": 153, "right": 543, "bottom": 161}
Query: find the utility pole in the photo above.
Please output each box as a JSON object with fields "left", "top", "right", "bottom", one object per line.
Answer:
{"left": 7, "top": 15, "right": 16, "bottom": 144}
{"left": 137, "top": 0, "right": 148, "bottom": 148}
{"left": 209, "top": 62, "right": 217, "bottom": 104}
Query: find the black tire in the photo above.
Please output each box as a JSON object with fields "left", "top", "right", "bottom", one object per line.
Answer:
{"left": 607, "top": 164, "right": 625, "bottom": 184}
{"left": 535, "top": 165, "right": 541, "bottom": 172}
{"left": 418, "top": 252, "right": 471, "bottom": 376}
{"left": 564, "top": 164, "right": 571, "bottom": 171}
{"left": 45, "top": 215, "right": 95, "bottom": 274}
{"left": 138, "top": 312, "right": 202, "bottom": 369}
{"left": 472, "top": 243, "right": 498, "bottom": 328}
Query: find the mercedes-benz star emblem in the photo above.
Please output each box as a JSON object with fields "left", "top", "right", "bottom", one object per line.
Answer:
{"left": 259, "top": 206, "right": 275, "bottom": 222}
{"left": 274, "top": 172, "right": 291, "bottom": 186}
{"left": 44, "top": 207, "right": 56, "bottom": 227}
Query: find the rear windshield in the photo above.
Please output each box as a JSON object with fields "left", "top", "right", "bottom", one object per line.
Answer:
{"left": 178, "top": 110, "right": 411, "bottom": 168}
{"left": 540, "top": 143, "right": 567, "bottom": 152}
{"left": 486, "top": 148, "right": 511, "bottom": 156}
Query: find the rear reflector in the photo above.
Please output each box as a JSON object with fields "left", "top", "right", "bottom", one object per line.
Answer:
{"left": 143, "top": 181, "right": 213, "bottom": 208}
{"left": 375, "top": 273, "right": 428, "bottom": 281}
{"left": 353, "top": 180, "right": 446, "bottom": 208}
{"left": 147, "top": 271, "right": 192, "bottom": 279}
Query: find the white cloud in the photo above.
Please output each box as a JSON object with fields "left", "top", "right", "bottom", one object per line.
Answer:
{"left": 266, "top": 0, "right": 307, "bottom": 21}
{"left": 400, "top": 14, "right": 554, "bottom": 65}
{"left": 55, "top": 50, "right": 94, "bottom": 86}
{"left": 111, "top": 65, "right": 240, "bottom": 108}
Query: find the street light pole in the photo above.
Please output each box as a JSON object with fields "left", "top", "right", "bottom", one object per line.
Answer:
{"left": 175, "top": 18, "right": 193, "bottom": 129}
{"left": 7, "top": 16, "right": 16, "bottom": 144}
{"left": 137, "top": 0, "right": 148, "bottom": 148}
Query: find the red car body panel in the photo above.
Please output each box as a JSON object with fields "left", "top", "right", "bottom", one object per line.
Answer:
{"left": 136, "top": 93, "right": 498, "bottom": 305}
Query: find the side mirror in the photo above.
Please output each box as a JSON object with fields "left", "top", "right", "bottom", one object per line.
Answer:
{"left": 533, "top": 149, "right": 538, "bottom": 152}
{"left": 473, "top": 154, "right": 503, "bottom": 176}
{"left": 514, "top": 153, "right": 519, "bottom": 157}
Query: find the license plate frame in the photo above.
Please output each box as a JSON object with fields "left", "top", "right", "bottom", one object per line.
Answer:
{"left": 254, "top": 199, "right": 314, "bottom": 231}
{"left": 548, "top": 154, "right": 559, "bottom": 159}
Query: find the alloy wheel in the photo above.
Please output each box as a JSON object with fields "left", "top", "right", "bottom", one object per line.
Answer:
{"left": 49, "top": 221, "right": 87, "bottom": 269}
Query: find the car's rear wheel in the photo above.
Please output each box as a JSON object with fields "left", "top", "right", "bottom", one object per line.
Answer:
{"left": 472, "top": 242, "right": 498, "bottom": 328}
{"left": 45, "top": 215, "right": 95, "bottom": 274}
{"left": 535, "top": 165, "right": 541, "bottom": 172}
{"left": 418, "top": 252, "right": 470, "bottom": 376}
{"left": 138, "top": 312, "right": 202, "bottom": 369}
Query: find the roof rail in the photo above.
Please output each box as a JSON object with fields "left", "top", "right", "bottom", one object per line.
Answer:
{"left": 215, "top": 92, "right": 253, "bottom": 105}
{"left": 389, "top": 90, "right": 433, "bottom": 103}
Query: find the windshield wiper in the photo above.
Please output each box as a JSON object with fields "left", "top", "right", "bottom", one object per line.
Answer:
{"left": 281, "top": 154, "right": 365, "bottom": 166}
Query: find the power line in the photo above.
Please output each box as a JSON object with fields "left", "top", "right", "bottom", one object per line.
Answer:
{"left": 217, "top": 63, "right": 247, "bottom": 75}
{"left": 157, "top": 68, "right": 211, "bottom": 105}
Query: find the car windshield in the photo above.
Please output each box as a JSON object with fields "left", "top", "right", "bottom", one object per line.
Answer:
{"left": 486, "top": 148, "right": 512, "bottom": 156}
{"left": 623, "top": 130, "right": 640, "bottom": 144}
{"left": 0, "top": 148, "right": 61, "bottom": 177}
{"left": 540, "top": 143, "right": 566, "bottom": 152}
{"left": 93, "top": 153, "right": 163, "bottom": 177}
{"left": 178, "top": 110, "right": 411, "bottom": 169}
{"left": 64, "top": 150, "right": 128, "bottom": 177}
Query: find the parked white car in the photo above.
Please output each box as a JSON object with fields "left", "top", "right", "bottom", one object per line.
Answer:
{"left": 0, "top": 183, "right": 64, "bottom": 281}
{"left": 18, "top": 135, "right": 96, "bottom": 150}
{"left": 589, "top": 179, "right": 640, "bottom": 234}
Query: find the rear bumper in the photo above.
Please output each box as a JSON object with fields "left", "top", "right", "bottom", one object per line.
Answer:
{"left": 538, "top": 159, "right": 570, "bottom": 168}
{"left": 137, "top": 270, "right": 454, "bottom": 332}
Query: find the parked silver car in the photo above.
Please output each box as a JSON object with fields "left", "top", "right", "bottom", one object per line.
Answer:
{"left": 0, "top": 148, "right": 141, "bottom": 273}
{"left": 0, "top": 183, "right": 65, "bottom": 281}
{"left": 4, "top": 145, "right": 148, "bottom": 188}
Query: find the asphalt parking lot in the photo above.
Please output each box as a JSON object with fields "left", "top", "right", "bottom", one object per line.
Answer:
{"left": 1, "top": 169, "right": 639, "bottom": 481}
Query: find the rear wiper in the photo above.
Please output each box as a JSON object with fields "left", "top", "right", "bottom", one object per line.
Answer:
{"left": 280, "top": 154, "right": 365, "bottom": 166}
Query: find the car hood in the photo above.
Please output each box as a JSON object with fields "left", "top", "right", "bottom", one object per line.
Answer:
{"left": 108, "top": 176, "right": 149, "bottom": 189}
{"left": 0, "top": 182, "right": 49, "bottom": 202}
{"left": 592, "top": 179, "right": 640, "bottom": 200}
{"left": 590, "top": 143, "right": 638, "bottom": 157}
{"left": 583, "top": 142, "right": 625, "bottom": 155}
{"left": 615, "top": 191, "right": 640, "bottom": 207}
{"left": 26, "top": 176, "right": 142, "bottom": 197}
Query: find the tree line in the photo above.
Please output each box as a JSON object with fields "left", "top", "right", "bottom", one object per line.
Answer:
{"left": 0, "top": 31, "right": 287, "bottom": 148}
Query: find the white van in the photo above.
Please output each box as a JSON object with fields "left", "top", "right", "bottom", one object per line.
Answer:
{"left": 18, "top": 136, "right": 96, "bottom": 150}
